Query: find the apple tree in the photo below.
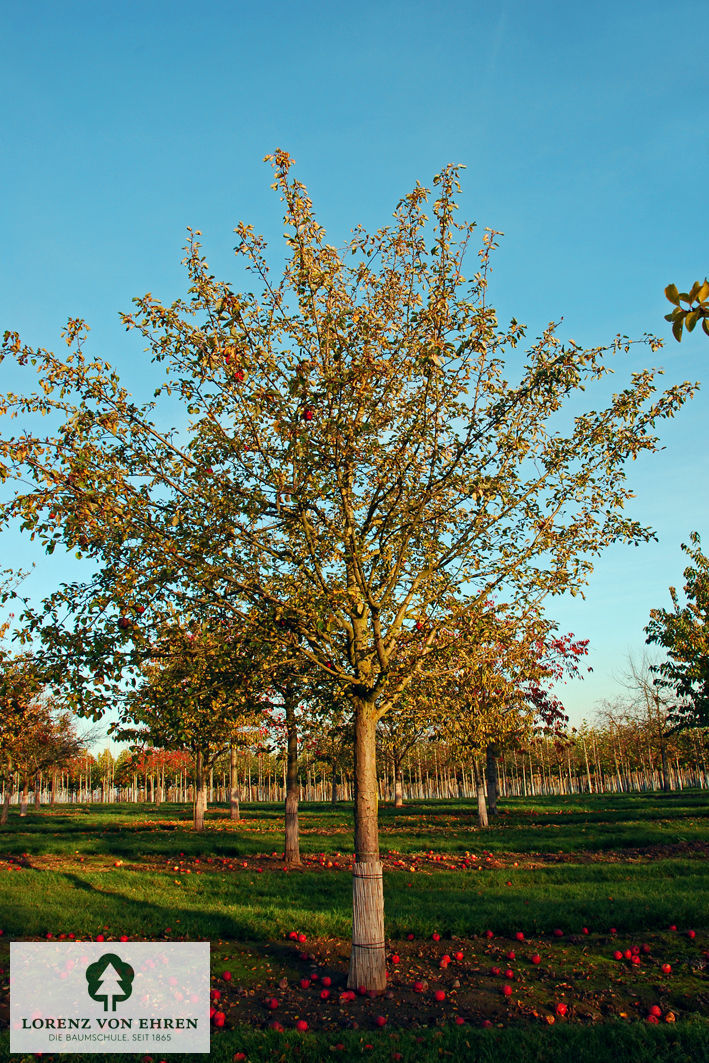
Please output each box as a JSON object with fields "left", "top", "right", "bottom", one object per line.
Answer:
{"left": 0, "top": 150, "right": 699, "bottom": 988}
{"left": 645, "top": 532, "right": 709, "bottom": 732}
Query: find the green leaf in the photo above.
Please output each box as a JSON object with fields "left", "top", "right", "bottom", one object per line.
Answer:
{"left": 664, "top": 283, "right": 680, "bottom": 305}
{"left": 685, "top": 310, "right": 700, "bottom": 333}
{"left": 702, "top": 318, "right": 709, "bottom": 336}
{"left": 672, "top": 316, "right": 684, "bottom": 342}
{"left": 697, "top": 279, "right": 709, "bottom": 303}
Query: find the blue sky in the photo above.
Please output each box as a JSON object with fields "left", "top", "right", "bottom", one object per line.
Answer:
{"left": 2, "top": 0, "right": 707, "bottom": 746}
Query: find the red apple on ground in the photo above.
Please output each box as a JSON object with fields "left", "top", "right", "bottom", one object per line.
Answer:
{"left": 647, "top": 1014, "right": 659, "bottom": 1024}
{"left": 375, "top": 1015, "right": 387, "bottom": 1027}
{"left": 553, "top": 929, "right": 563, "bottom": 938}
{"left": 661, "top": 963, "right": 672, "bottom": 974}
{"left": 649, "top": 1005, "right": 662, "bottom": 1017}
{"left": 320, "top": 989, "right": 330, "bottom": 1000}
{"left": 391, "top": 954, "right": 400, "bottom": 965}
{"left": 481, "top": 1019, "right": 493, "bottom": 1028}
{"left": 504, "top": 969, "right": 514, "bottom": 979}
{"left": 300, "top": 978, "right": 310, "bottom": 989}
{"left": 555, "top": 1003, "right": 567, "bottom": 1017}
{"left": 688, "top": 929, "right": 696, "bottom": 939}
{"left": 222, "top": 971, "right": 232, "bottom": 981}
{"left": 454, "top": 951, "right": 464, "bottom": 961}
{"left": 295, "top": 1019, "right": 308, "bottom": 1032}
{"left": 321, "top": 976, "right": 332, "bottom": 986}
{"left": 515, "top": 932, "right": 524, "bottom": 941}
{"left": 506, "top": 951, "right": 515, "bottom": 961}
{"left": 267, "top": 998, "right": 279, "bottom": 1010}
{"left": 213, "top": 1011, "right": 225, "bottom": 1027}
{"left": 434, "top": 990, "right": 446, "bottom": 1002}
{"left": 502, "top": 984, "right": 513, "bottom": 997}
{"left": 485, "top": 930, "right": 494, "bottom": 938}
{"left": 432, "top": 932, "right": 441, "bottom": 941}
{"left": 613, "top": 951, "right": 623, "bottom": 961}
{"left": 531, "top": 954, "right": 541, "bottom": 965}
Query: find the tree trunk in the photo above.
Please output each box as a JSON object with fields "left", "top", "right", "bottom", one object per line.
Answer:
{"left": 474, "top": 760, "right": 488, "bottom": 828}
{"left": 284, "top": 693, "right": 301, "bottom": 865}
{"left": 331, "top": 758, "right": 338, "bottom": 804}
{"left": 660, "top": 740, "right": 671, "bottom": 792}
{"left": 229, "top": 745, "right": 240, "bottom": 822}
{"left": 348, "top": 693, "right": 386, "bottom": 991}
{"left": 20, "top": 777, "right": 29, "bottom": 817}
{"left": 393, "top": 757, "right": 404, "bottom": 808}
{"left": 485, "top": 744, "right": 499, "bottom": 816}
{"left": 34, "top": 772, "right": 42, "bottom": 809}
{"left": 193, "top": 752, "right": 206, "bottom": 831}
{"left": 1, "top": 780, "right": 11, "bottom": 825}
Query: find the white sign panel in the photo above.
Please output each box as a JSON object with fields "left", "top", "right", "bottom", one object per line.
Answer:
{"left": 11, "top": 942, "right": 210, "bottom": 1053}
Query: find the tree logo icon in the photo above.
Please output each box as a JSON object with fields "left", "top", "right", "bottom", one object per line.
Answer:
{"left": 85, "top": 953, "right": 135, "bottom": 1011}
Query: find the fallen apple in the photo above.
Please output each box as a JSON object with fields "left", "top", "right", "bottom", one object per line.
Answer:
{"left": 434, "top": 990, "right": 446, "bottom": 1002}
{"left": 555, "top": 1002, "right": 567, "bottom": 1017}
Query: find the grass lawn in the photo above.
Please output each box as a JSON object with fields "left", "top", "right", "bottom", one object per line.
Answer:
{"left": 1, "top": 792, "right": 708, "bottom": 1062}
